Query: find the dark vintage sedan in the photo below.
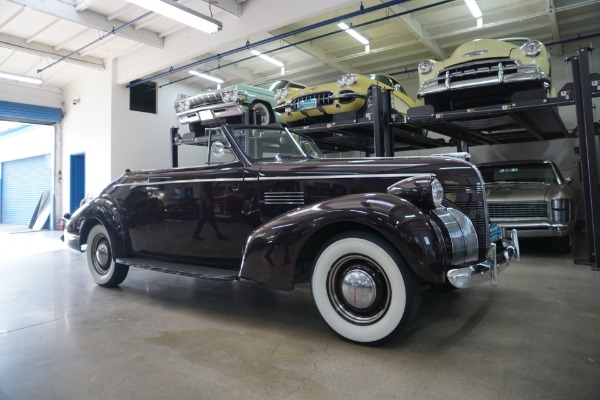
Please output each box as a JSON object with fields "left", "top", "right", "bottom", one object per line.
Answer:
{"left": 64, "top": 125, "right": 519, "bottom": 345}
{"left": 478, "top": 160, "right": 576, "bottom": 253}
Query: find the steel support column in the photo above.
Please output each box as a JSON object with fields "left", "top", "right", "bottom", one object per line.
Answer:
{"left": 571, "top": 48, "right": 600, "bottom": 269}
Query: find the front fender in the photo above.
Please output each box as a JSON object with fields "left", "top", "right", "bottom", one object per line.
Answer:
{"left": 239, "top": 193, "right": 447, "bottom": 290}
{"left": 65, "top": 195, "right": 128, "bottom": 258}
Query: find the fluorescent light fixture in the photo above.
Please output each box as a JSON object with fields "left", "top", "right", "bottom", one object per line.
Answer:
{"left": 337, "top": 22, "right": 369, "bottom": 45}
{"left": 125, "top": 0, "right": 222, "bottom": 34}
{"left": 250, "top": 50, "right": 284, "bottom": 68}
{"left": 0, "top": 71, "right": 42, "bottom": 85}
{"left": 189, "top": 70, "right": 224, "bottom": 83}
{"left": 464, "top": 0, "right": 482, "bottom": 18}
{"left": 477, "top": 17, "right": 483, "bottom": 28}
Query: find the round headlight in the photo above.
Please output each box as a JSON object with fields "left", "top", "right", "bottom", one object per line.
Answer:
{"left": 176, "top": 101, "right": 185, "bottom": 112}
{"left": 345, "top": 74, "right": 358, "bottom": 85}
{"left": 280, "top": 88, "right": 289, "bottom": 99}
{"left": 230, "top": 90, "right": 239, "bottom": 102}
{"left": 274, "top": 89, "right": 282, "bottom": 100}
{"left": 431, "top": 178, "right": 444, "bottom": 207}
{"left": 522, "top": 40, "right": 543, "bottom": 57}
{"left": 418, "top": 60, "right": 434, "bottom": 74}
{"left": 337, "top": 75, "right": 347, "bottom": 87}
{"left": 221, "top": 92, "right": 231, "bottom": 102}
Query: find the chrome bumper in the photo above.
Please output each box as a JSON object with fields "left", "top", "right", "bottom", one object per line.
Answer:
{"left": 447, "top": 229, "right": 520, "bottom": 289}
{"left": 418, "top": 67, "right": 547, "bottom": 97}
{"left": 176, "top": 102, "right": 245, "bottom": 124}
{"left": 494, "top": 221, "right": 573, "bottom": 238}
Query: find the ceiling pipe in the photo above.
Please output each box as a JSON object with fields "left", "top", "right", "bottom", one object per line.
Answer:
{"left": 156, "top": 0, "right": 456, "bottom": 89}
{"left": 128, "top": 0, "right": 441, "bottom": 88}
{"left": 37, "top": 10, "right": 154, "bottom": 74}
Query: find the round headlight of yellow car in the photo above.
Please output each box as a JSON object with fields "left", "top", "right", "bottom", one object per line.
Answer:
{"left": 418, "top": 60, "right": 434, "bottom": 74}
{"left": 337, "top": 74, "right": 357, "bottom": 87}
{"left": 522, "top": 40, "right": 543, "bottom": 57}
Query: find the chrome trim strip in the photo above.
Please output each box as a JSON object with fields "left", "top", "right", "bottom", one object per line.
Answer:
{"left": 264, "top": 192, "right": 305, "bottom": 205}
{"left": 433, "top": 207, "right": 478, "bottom": 265}
{"left": 114, "top": 173, "right": 433, "bottom": 187}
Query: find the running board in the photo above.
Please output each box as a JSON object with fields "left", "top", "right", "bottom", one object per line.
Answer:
{"left": 117, "top": 257, "right": 238, "bottom": 281}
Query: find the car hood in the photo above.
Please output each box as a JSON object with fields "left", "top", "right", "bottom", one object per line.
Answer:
{"left": 256, "top": 156, "right": 482, "bottom": 186}
{"left": 485, "top": 182, "right": 549, "bottom": 202}
{"left": 441, "top": 39, "right": 519, "bottom": 68}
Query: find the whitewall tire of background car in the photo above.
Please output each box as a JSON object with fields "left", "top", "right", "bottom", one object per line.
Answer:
{"left": 311, "top": 232, "right": 421, "bottom": 345}
{"left": 250, "top": 102, "right": 274, "bottom": 125}
{"left": 86, "top": 224, "right": 129, "bottom": 287}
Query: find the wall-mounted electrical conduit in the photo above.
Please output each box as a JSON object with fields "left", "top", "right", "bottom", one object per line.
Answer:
{"left": 36, "top": 11, "right": 154, "bottom": 74}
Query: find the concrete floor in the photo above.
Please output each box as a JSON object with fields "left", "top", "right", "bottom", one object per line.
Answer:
{"left": 1, "top": 224, "right": 599, "bottom": 400}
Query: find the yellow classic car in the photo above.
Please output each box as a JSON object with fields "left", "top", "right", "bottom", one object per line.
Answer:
{"left": 273, "top": 73, "right": 421, "bottom": 126}
{"left": 417, "top": 38, "right": 552, "bottom": 110}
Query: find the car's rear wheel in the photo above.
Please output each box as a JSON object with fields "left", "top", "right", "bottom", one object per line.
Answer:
{"left": 86, "top": 224, "right": 129, "bottom": 287}
{"left": 311, "top": 232, "right": 421, "bottom": 345}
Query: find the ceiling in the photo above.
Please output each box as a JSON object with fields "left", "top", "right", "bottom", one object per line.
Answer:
{"left": 0, "top": 0, "right": 599, "bottom": 93}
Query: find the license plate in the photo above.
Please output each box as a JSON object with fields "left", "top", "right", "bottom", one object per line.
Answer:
{"left": 198, "top": 109, "right": 214, "bottom": 121}
{"left": 298, "top": 98, "right": 317, "bottom": 110}
{"left": 489, "top": 223, "right": 501, "bottom": 242}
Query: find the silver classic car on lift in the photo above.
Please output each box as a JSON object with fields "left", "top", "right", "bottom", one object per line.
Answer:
{"left": 478, "top": 160, "right": 576, "bottom": 253}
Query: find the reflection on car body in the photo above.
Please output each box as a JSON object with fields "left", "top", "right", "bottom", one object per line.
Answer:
{"left": 64, "top": 125, "right": 519, "bottom": 345}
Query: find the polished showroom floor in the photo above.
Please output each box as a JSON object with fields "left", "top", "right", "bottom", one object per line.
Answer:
{"left": 1, "top": 224, "right": 599, "bottom": 400}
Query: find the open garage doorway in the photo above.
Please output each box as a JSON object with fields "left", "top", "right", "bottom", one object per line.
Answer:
{"left": 0, "top": 122, "right": 55, "bottom": 227}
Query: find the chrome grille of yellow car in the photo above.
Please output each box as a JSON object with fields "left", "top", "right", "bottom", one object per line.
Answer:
{"left": 435, "top": 59, "right": 519, "bottom": 84}
{"left": 291, "top": 91, "right": 334, "bottom": 110}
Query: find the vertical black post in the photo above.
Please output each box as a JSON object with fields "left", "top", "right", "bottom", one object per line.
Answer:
{"left": 372, "top": 86, "right": 384, "bottom": 157}
{"left": 170, "top": 126, "right": 179, "bottom": 168}
{"left": 382, "top": 89, "right": 393, "bottom": 157}
{"left": 571, "top": 48, "right": 600, "bottom": 269}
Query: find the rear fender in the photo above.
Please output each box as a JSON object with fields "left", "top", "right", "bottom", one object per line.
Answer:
{"left": 239, "top": 193, "right": 446, "bottom": 290}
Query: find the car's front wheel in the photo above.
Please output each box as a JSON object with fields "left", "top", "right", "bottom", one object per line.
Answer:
{"left": 311, "top": 232, "right": 421, "bottom": 345}
{"left": 86, "top": 224, "right": 129, "bottom": 287}
{"left": 250, "top": 102, "right": 274, "bottom": 125}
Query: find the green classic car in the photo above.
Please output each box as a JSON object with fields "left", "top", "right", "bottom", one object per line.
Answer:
{"left": 175, "top": 80, "right": 305, "bottom": 126}
{"left": 417, "top": 38, "right": 551, "bottom": 110}
{"left": 273, "top": 73, "right": 421, "bottom": 126}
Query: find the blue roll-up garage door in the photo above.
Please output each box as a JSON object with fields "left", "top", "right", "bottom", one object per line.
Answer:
{"left": 0, "top": 100, "right": 62, "bottom": 124}
{"left": 1, "top": 154, "right": 51, "bottom": 225}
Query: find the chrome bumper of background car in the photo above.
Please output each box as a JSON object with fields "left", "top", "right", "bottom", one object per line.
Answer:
{"left": 447, "top": 229, "right": 520, "bottom": 289}
{"left": 177, "top": 102, "right": 245, "bottom": 124}
{"left": 494, "top": 221, "right": 574, "bottom": 238}
{"left": 418, "top": 68, "right": 546, "bottom": 97}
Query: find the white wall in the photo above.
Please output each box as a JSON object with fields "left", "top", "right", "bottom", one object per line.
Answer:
{"left": 0, "top": 82, "right": 62, "bottom": 108}
{"left": 60, "top": 63, "right": 112, "bottom": 214}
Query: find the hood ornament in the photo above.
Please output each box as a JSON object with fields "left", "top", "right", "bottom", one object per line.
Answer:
{"left": 463, "top": 50, "right": 488, "bottom": 57}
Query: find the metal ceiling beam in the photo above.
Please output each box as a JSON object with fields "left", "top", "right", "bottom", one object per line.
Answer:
{"left": 7, "top": 0, "right": 163, "bottom": 48}
{"left": 0, "top": 32, "right": 105, "bottom": 70}
{"left": 381, "top": 1, "right": 447, "bottom": 59}
{"left": 200, "top": 0, "right": 242, "bottom": 16}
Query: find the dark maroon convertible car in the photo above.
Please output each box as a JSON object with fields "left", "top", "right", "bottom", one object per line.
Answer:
{"left": 64, "top": 125, "right": 519, "bottom": 345}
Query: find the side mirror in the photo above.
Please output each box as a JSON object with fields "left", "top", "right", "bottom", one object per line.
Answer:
{"left": 565, "top": 176, "right": 573, "bottom": 185}
{"left": 211, "top": 141, "right": 228, "bottom": 158}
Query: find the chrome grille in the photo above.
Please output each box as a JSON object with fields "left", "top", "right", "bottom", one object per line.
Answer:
{"left": 291, "top": 91, "right": 333, "bottom": 110}
{"left": 264, "top": 192, "right": 305, "bottom": 205}
{"left": 443, "top": 184, "right": 487, "bottom": 250}
{"left": 434, "top": 59, "right": 519, "bottom": 84}
{"left": 188, "top": 92, "right": 223, "bottom": 107}
{"left": 488, "top": 202, "right": 548, "bottom": 219}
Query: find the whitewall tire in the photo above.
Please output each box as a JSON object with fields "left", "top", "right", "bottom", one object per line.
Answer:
{"left": 86, "top": 224, "right": 129, "bottom": 287}
{"left": 311, "top": 232, "right": 420, "bottom": 345}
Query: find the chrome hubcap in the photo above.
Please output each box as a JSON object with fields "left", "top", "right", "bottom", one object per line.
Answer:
{"left": 96, "top": 242, "right": 110, "bottom": 266}
{"left": 341, "top": 269, "right": 376, "bottom": 309}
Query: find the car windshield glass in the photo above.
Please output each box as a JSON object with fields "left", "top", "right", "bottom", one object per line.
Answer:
{"left": 230, "top": 127, "right": 324, "bottom": 160}
{"left": 479, "top": 163, "right": 559, "bottom": 184}
{"left": 256, "top": 80, "right": 290, "bottom": 91}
